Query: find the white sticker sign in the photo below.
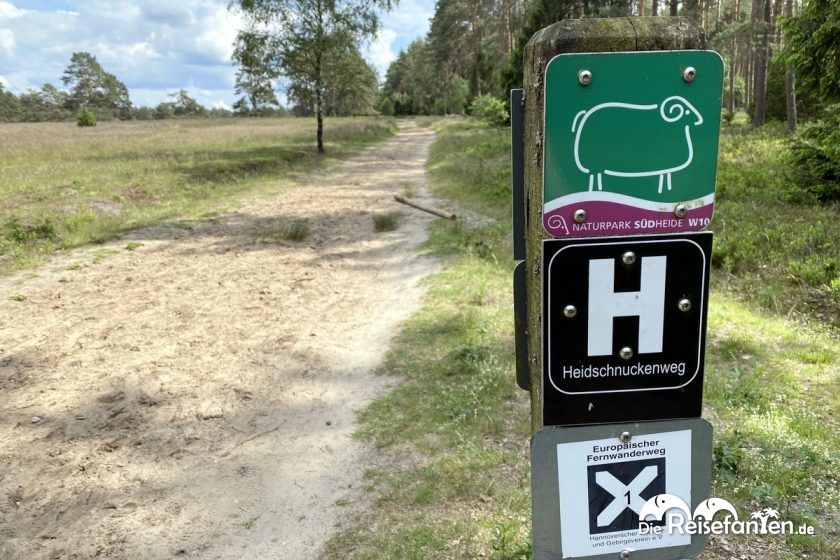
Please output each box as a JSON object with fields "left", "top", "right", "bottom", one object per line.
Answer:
{"left": 556, "top": 429, "right": 692, "bottom": 557}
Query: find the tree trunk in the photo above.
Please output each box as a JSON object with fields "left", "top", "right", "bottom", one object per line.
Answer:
{"left": 638, "top": 0, "right": 645, "bottom": 16}
{"left": 729, "top": 44, "right": 737, "bottom": 112}
{"left": 470, "top": 2, "right": 482, "bottom": 97}
{"left": 314, "top": 0, "right": 325, "bottom": 154}
{"left": 752, "top": 0, "right": 770, "bottom": 127}
{"left": 670, "top": 0, "right": 678, "bottom": 16}
{"left": 732, "top": 0, "right": 741, "bottom": 111}
{"left": 685, "top": 0, "right": 700, "bottom": 21}
{"left": 315, "top": 56, "right": 324, "bottom": 154}
{"left": 784, "top": 0, "right": 797, "bottom": 132}
{"left": 772, "top": 0, "right": 783, "bottom": 43}
{"left": 652, "top": 0, "right": 659, "bottom": 16}
{"left": 745, "top": 48, "right": 752, "bottom": 112}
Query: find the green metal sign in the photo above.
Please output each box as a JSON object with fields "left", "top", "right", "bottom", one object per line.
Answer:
{"left": 542, "top": 51, "right": 724, "bottom": 238}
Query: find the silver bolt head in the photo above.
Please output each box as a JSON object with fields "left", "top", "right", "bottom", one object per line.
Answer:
{"left": 683, "top": 66, "right": 697, "bottom": 82}
{"left": 674, "top": 204, "right": 688, "bottom": 218}
{"left": 619, "top": 347, "right": 633, "bottom": 360}
{"left": 578, "top": 69, "right": 592, "bottom": 86}
{"left": 573, "top": 209, "right": 587, "bottom": 223}
{"left": 678, "top": 298, "right": 692, "bottom": 312}
{"left": 620, "top": 550, "right": 632, "bottom": 560}
{"left": 619, "top": 431, "right": 632, "bottom": 444}
{"left": 563, "top": 305, "right": 578, "bottom": 318}
{"left": 621, "top": 251, "right": 637, "bottom": 266}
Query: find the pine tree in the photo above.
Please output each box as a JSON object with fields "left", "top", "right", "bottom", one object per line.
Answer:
{"left": 60, "top": 52, "right": 131, "bottom": 116}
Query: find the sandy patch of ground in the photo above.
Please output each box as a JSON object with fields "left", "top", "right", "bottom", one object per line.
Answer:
{"left": 0, "top": 122, "right": 439, "bottom": 559}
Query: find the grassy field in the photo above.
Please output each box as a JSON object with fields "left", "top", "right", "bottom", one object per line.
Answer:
{"left": 0, "top": 116, "right": 394, "bottom": 273}
{"left": 714, "top": 118, "right": 840, "bottom": 329}
{"left": 322, "top": 118, "right": 839, "bottom": 559}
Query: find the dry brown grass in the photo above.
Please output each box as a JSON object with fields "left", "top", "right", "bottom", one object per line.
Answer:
{"left": 0, "top": 117, "right": 394, "bottom": 272}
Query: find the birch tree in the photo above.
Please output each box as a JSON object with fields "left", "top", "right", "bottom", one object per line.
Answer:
{"left": 230, "top": 0, "right": 393, "bottom": 153}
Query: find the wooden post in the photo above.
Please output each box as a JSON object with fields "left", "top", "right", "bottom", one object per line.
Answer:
{"left": 522, "top": 17, "right": 706, "bottom": 433}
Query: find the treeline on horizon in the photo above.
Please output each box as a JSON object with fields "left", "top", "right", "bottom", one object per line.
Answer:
{"left": 0, "top": 48, "right": 380, "bottom": 124}
{"left": 0, "top": 52, "right": 239, "bottom": 123}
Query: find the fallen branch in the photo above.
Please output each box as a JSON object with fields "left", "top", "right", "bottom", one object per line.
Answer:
{"left": 220, "top": 425, "right": 280, "bottom": 457}
{"left": 394, "top": 194, "right": 456, "bottom": 220}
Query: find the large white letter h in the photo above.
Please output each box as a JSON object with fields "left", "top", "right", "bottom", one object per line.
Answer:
{"left": 587, "top": 256, "right": 667, "bottom": 357}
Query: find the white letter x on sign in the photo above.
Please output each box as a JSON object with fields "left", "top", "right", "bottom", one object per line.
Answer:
{"left": 595, "top": 466, "right": 659, "bottom": 527}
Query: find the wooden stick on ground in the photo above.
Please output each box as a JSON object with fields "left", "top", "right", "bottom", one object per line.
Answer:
{"left": 394, "top": 194, "right": 456, "bottom": 220}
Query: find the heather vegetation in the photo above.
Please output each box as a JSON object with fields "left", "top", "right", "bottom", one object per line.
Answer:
{"left": 0, "top": 117, "right": 394, "bottom": 273}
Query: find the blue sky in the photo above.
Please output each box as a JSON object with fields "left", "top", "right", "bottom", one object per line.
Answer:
{"left": 0, "top": 0, "right": 435, "bottom": 109}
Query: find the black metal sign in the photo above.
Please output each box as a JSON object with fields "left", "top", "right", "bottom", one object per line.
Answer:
{"left": 542, "top": 232, "right": 712, "bottom": 425}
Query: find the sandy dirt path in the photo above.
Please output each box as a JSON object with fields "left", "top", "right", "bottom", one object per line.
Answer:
{"left": 0, "top": 122, "right": 439, "bottom": 559}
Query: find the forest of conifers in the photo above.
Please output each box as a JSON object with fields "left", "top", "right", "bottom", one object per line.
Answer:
{"left": 380, "top": 0, "right": 826, "bottom": 130}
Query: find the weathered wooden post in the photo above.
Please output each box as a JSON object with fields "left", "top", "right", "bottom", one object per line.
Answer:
{"left": 523, "top": 17, "right": 707, "bottom": 431}
{"left": 512, "top": 16, "right": 725, "bottom": 560}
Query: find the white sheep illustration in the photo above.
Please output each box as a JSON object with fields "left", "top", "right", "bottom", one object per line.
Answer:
{"left": 571, "top": 96, "right": 704, "bottom": 194}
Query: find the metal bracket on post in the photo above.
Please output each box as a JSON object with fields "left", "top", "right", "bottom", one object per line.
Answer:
{"left": 513, "top": 260, "right": 529, "bottom": 390}
{"left": 511, "top": 88, "right": 529, "bottom": 390}
{"left": 511, "top": 88, "right": 526, "bottom": 261}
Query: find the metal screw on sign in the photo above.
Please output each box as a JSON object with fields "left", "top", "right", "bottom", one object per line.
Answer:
{"left": 683, "top": 66, "right": 697, "bottom": 82}
{"left": 574, "top": 209, "right": 587, "bottom": 223}
{"left": 620, "top": 550, "right": 632, "bottom": 560}
{"left": 578, "top": 69, "right": 592, "bottom": 86}
{"left": 621, "top": 251, "right": 637, "bottom": 266}
{"left": 619, "top": 347, "right": 633, "bottom": 360}
{"left": 619, "top": 431, "right": 632, "bottom": 444}
{"left": 563, "top": 305, "right": 578, "bottom": 318}
{"left": 674, "top": 204, "right": 689, "bottom": 218}
{"left": 678, "top": 298, "right": 692, "bottom": 312}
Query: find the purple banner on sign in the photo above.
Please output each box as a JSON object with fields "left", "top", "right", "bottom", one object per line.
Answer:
{"left": 544, "top": 196, "right": 714, "bottom": 238}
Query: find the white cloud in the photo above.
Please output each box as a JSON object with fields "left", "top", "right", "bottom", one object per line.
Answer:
{"left": 193, "top": 6, "right": 241, "bottom": 64}
{"left": 96, "top": 40, "right": 163, "bottom": 64}
{"left": 380, "top": 0, "right": 434, "bottom": 37}
{"left": 0, "top": 1, "right": 243, "bottom": 106}
{"left": 365, "top": 1, "right": 434, "bottom": 76}
{"left": 0, "top": 1, "right": 27, "bottom": 19}
{"left": 365, "top": 28, "right": 397, "bottom": 78}
{"left": 0, "top": 74, "right": 9, "bottom": 88}
{"left": 2, "top": 71, "right": 35, "bottom": 91}
{"left": 0, "top": 28, "right": 14, "bottom": 56}
{"left": 0, "top": 1, "right": 434, "bottom": 107}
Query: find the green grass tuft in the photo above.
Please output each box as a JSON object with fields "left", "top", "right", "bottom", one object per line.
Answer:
{"left": 252, "top": 219, "right": 311, "bottom": 243}
{"left": 372, "top": 212, "right": 402, "bottom": 232}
